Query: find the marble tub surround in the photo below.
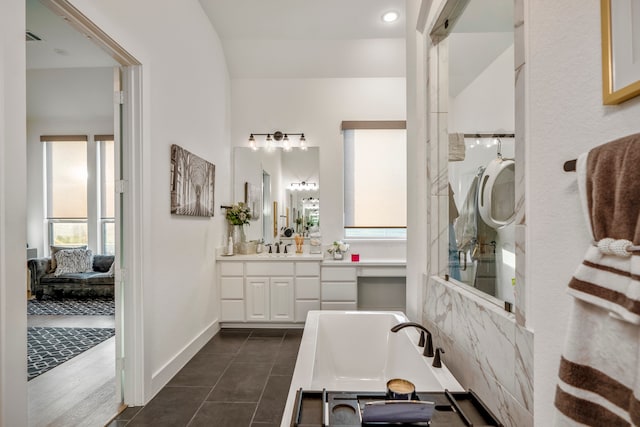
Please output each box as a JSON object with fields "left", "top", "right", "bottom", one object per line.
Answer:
{"left": 423, "top": 276, "right": 533, "bottom": 427}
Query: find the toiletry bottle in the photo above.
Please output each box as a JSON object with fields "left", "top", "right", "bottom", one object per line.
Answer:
{"left": 227, "top": 236, "right": 234, "bottom": 255}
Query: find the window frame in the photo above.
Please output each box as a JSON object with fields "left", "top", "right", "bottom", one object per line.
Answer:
{"left": 42, "top": 134, "right": 115, "bottom": 254}
{"left": 341, "top": 121, "right": 407, "bottom": 240}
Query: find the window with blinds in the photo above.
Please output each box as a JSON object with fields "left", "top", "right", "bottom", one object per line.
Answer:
{"left": 342, "top": 121, "right": 407, "bottom": 239}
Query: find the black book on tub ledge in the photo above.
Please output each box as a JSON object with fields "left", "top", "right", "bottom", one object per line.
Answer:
{"left": 291, "top": 388, "right": 504, "bottom": 426}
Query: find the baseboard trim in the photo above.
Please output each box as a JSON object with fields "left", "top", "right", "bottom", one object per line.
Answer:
{"left": 221, "top": 322, "right": 304, "bottom": 329}
{"left": 148, "top": 319, "right": 220, "bottom": 400}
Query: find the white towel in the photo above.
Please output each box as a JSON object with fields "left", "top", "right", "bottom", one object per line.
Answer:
{"left": 555, "top": 133, "right": 640, "bottom": 426}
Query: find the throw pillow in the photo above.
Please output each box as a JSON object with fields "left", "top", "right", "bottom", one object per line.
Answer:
{"left": 48, "top": 245, "right": 88, "bottom": 273}
{"left": 107, "top": 260, "right": 115, "bottom": 276}
{"left": 54, "top": 248, "right": 94, "bottom": 277}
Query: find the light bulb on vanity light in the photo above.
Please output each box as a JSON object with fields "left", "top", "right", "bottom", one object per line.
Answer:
{"left": 249, "top": 134, "right": 257, "bottom": 151}
{"left": 283, "top": 134, "right": 291, "bottom": 151}
{"left": 299, "top": 133, "right": 307, "bottom": 150}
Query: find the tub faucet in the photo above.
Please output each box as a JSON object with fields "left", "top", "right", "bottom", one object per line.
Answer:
{"left": 390, "top": 322, "right": 434, "bottom": 357}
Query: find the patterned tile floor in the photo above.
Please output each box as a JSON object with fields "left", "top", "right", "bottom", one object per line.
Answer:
{"left": 108, "top": 328, "right": 302, "bottom": 427}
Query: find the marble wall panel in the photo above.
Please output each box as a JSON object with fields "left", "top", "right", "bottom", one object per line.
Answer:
{"left": 428, "top": 44, "right": 439, "bottom": 113}
{"left": 514, "top": 63, "right": 526, "bottom": 227}
{"left": 424, "top": 275, "right": 454, "bottom": 337}
{"left": 515, "top": 324, "right": 534, "bottom": 411}
{"left": 423, "top": 277, "right": 533, "bottom": 427}
{"left": 515, "top": 224, "right": 527, "bottom": 325}
{"left": 458, "top": 292, "right": 516, "bottom": 397}
{"left": 436, "top": 40, "right": 449, "bottom": 113}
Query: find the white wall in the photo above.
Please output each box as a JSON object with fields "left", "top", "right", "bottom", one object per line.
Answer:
{"left": 26, "top": 67, "right": 114, "bottom": 256}
{"left": 405, "top": 0, "right": 428, "bottom": 322}
{"left": 231, "top": 77, "right": 407, "bottom": 260}
{"left": 0, "top": 0, "right": 28, "bottom": 424}
{"left": 450, "top": 42, "right": 515, "bottom": 133}
{"left": 66, "top": 0, "right": 231, "bottom": 402}
{"left": 527, "top": 1, "right": 640, "bottom": 425}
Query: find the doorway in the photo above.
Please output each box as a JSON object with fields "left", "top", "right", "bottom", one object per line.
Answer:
{"left": 25, "top": 0, "right": 142, "bottom": 423}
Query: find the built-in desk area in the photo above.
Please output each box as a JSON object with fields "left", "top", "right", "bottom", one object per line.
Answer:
{"left": 320, "top": 259, "right": 406, "bottom": 312}
{"left": 216, "top": 253, "right": 407, "bottom": 326}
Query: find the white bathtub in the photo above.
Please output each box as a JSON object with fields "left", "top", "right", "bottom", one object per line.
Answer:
{"left": 280, "top": 311, "right": 464, "bottom": 426}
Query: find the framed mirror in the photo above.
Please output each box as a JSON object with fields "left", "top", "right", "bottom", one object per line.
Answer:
{"left": 233, "top": 147, "right": 319, "bottom": 244}
{"left": 434, "top": 0, "right": 516, "bottom": 308}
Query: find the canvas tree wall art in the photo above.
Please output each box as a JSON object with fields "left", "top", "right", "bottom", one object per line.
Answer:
{"left": 170, "top": 144, "right": 216, "bottom": 217}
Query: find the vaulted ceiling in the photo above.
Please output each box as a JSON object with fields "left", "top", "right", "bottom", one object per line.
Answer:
{"left": 198, "top": 0, "right": 406, "bottom": 78}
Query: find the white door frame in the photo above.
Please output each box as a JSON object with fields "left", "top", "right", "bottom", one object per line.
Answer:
{"left": 41, "top": 0, "right": 146, "bottom": 406}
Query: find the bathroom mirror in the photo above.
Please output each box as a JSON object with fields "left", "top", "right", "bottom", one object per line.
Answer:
{"left": 438, "top": 0, "right": 516, "bottom": 307}
{"left": 233, "top": 147, "right": 319, "bottom": 244}
{"left": 286, "top": 190, "right": 320, "bottom": 235}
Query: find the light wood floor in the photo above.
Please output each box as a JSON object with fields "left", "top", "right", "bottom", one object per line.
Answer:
{"left": 28, "top": 315, "right": 122, "bottom": 427}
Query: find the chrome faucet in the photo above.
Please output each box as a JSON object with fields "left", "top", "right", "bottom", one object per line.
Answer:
{"left": 390, "top": 322, "right": 434, "bottom": 357}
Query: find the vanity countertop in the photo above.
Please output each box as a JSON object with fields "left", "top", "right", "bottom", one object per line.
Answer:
{"left": 216, "top": 253, "right": 406, "bottom": 266}
{"left": 216, "top": 252, "right": 324, "bottom": 261}
{"left": 322, "top": 258, "right": 406, "bottom": 267}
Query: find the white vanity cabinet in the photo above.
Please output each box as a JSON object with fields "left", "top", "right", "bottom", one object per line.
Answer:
{"left": 245, "top": 262, "right": 295, "bottom": 322}
{"left": 218, "top": 257, "right": 321, "bottom": 324}
{"left": 321, "top": 265, "right": 357, "bottom": 310}
{"left": 219, "top": 262, "right": 245, "bottom": 321}
{"left": 294, "top": 262, "right": 321, "bottom": 322}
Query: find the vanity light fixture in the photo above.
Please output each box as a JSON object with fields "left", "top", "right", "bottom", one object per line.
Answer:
{"left": 248, "top": 131, "right": 307, "bottom": 151}
{"left": 290, "top": 181, "right": 318, "bottom": 191}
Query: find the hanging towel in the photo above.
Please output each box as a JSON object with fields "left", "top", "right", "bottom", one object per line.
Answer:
{"left": 555, "top": 133, "right": 640, "bottom": 426}
{"left": 454, "top": 168, "right": 483, "bottom": 252}
{"left": 449, "top": 133, "right": 466, "bottom": 161}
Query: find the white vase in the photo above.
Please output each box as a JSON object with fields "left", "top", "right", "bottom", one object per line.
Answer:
{"left": 333, "top": 251, "right": 343, "bottom": 260}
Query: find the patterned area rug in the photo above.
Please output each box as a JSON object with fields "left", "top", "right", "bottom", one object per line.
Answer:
{"left": 27, "top": 327, "right": 115, "bottom": 381}
{"left": 28, "top": 298, "right": 115, "bottom": 316}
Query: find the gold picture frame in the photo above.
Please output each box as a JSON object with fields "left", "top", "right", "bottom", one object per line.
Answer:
{"left": 601, "top": 0, "right": 640, "bottom": 104}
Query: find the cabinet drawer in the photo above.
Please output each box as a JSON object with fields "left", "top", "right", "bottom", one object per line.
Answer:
{"left": 321, "top": 301, "right": 357, "bottom": 311}
{"left": 295, "top": 300, "right": 320, "bottom": 322}
{"left": 246, "top": 262, "right": 294, "bottom": 276}
{"left": 322, "top": 282, "right": 357, "bottom": 301}
{"left": 321, "top": 266, "right": 357, "bottom": 282}
{"left": 296, "top": 262, "right": 320, "bottom": 276}
{"left": 220, "top": 262, "right": 243, "bottom": 276}
{"left": 221, "top": 300, "right": 245, "bottom": 322}
{"left": 296, "top": 277, "right": 320, "bottom": 299}
{"left": 221, "top": 277, "right": 244, "bottom": 299}
{"left": 358, "top": 266, "right": 406, "bottom": 277}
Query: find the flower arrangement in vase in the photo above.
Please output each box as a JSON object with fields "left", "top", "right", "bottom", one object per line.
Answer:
{"left": 226, "top": 203, "right": 252, "bottom": 246}
{"left": 327, "top": 240, "right": 349, "bottom": 260}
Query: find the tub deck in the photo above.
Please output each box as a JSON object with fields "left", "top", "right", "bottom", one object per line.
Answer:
{"left": 280, "top": 310, "right": 463, "bottom": 426}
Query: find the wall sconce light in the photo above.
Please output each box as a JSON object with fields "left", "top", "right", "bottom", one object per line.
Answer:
{"left": 248, "top": 131, "right": 307, "bottom": 151}
{"left": 290, "top": 181, "right": 318, "bottom": 191}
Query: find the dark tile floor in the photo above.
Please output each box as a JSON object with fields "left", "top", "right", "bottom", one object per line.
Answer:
{"left": 108, "top": 328, "right": 302, "bottom": 427}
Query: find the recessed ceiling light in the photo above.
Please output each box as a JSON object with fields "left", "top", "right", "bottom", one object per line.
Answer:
{"left": 382, "top": 11, "right": 399, "bottom": 23}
